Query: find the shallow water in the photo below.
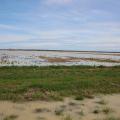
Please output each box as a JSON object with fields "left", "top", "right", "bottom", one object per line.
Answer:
{"left": 0, "top": 50, "right": 120, "bottom": 66}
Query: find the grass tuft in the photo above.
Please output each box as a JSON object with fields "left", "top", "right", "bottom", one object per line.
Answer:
{"left": 55, "top": 108, "right": 64, "bottom": 116}
{"left": 102, "top": 107, "right": 113, "bottom": 114}
{"left": 62, "top": 115, "right": 73, "bottom": 120}
{"left": 4, "top": 115, "right": 18, "bottom": 120}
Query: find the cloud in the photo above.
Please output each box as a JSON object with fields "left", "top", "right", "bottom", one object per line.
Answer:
{"left": 0, "top": 24, "right": 20, "bottom": 31}
{"left": 0, "top": 34, "right": 33, "bottom": 43}
{"left": 19, "top": 42, "right": 60, "bottom": 49}
{"left": 45, "top": 0, "right": 72, "bottom": 5}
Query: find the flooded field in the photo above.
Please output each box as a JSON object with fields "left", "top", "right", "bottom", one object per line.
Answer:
{"left": 0, "top": 50, "right": 120, "bottom": 66}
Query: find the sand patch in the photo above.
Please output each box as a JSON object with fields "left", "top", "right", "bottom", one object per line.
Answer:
{"left": 0, "top": 94, "right": 120, "bottom": 120}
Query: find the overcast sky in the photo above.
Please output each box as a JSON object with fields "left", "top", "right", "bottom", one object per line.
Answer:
{"left": 0, "top": 0, "right": 120, "bottom": 51}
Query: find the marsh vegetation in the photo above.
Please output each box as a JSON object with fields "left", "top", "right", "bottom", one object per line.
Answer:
{"left": 0, "top": 66, "right": 120, "bottom": 101}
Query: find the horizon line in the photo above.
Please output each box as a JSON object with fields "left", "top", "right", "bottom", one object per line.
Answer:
{"left": 0, "top": 49, "right": 120, "bottom": 53}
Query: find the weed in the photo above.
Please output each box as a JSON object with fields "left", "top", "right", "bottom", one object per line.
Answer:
{"left": 75, "top": 96, "right": 84, "bottom": 101}
{"left": 93, "top": 109, "right": 100, "bottom": 114}
{"left": 4, "top": 115, "right": 18, "bottom": 120}
{"left": 34, "top": 108, "right": 50, "bottom": 113}
{"left": 102, "top": 107, "right": 113, "bottom": 114}
{"left": 63, "top": 115, "right": 73, "bottom": 120}
{"left": 55, "top": 108, "right": 64, "bottom": 116}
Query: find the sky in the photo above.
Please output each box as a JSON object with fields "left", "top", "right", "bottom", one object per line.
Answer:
{"left": 0, "top": 0, "right": 120, "bottom": 51}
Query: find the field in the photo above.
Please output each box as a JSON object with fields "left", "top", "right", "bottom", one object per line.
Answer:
{"left": 0, "top": 66, "right": 120, "bottom": 101}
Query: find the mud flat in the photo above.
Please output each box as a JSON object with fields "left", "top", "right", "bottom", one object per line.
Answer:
{"left": 0, "top": 94, "right": 120, "bottom": 120}
{"left": 0, "top": 50, "right": 120, "bottom": 66}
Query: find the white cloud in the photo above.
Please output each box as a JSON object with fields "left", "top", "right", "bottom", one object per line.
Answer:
{"left": 0, "top": 34, "right": 33, "bottom": 43}
{"left": 0, "top": 24, "right": 21, "bottom": 31}
{"left": 0, "top": 21, "right": 120, "bottom": 51}
{"left": 45, "top": 0, "right": 72, "bottom": 4}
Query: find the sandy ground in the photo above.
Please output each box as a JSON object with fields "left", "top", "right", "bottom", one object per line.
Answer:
{"left": 0, "top": 94, "right": 120, "bottom": 120}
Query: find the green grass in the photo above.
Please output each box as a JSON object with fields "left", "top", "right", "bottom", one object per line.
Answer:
{"left": 0, "top": 66, "right": 120, "bottom": 101}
